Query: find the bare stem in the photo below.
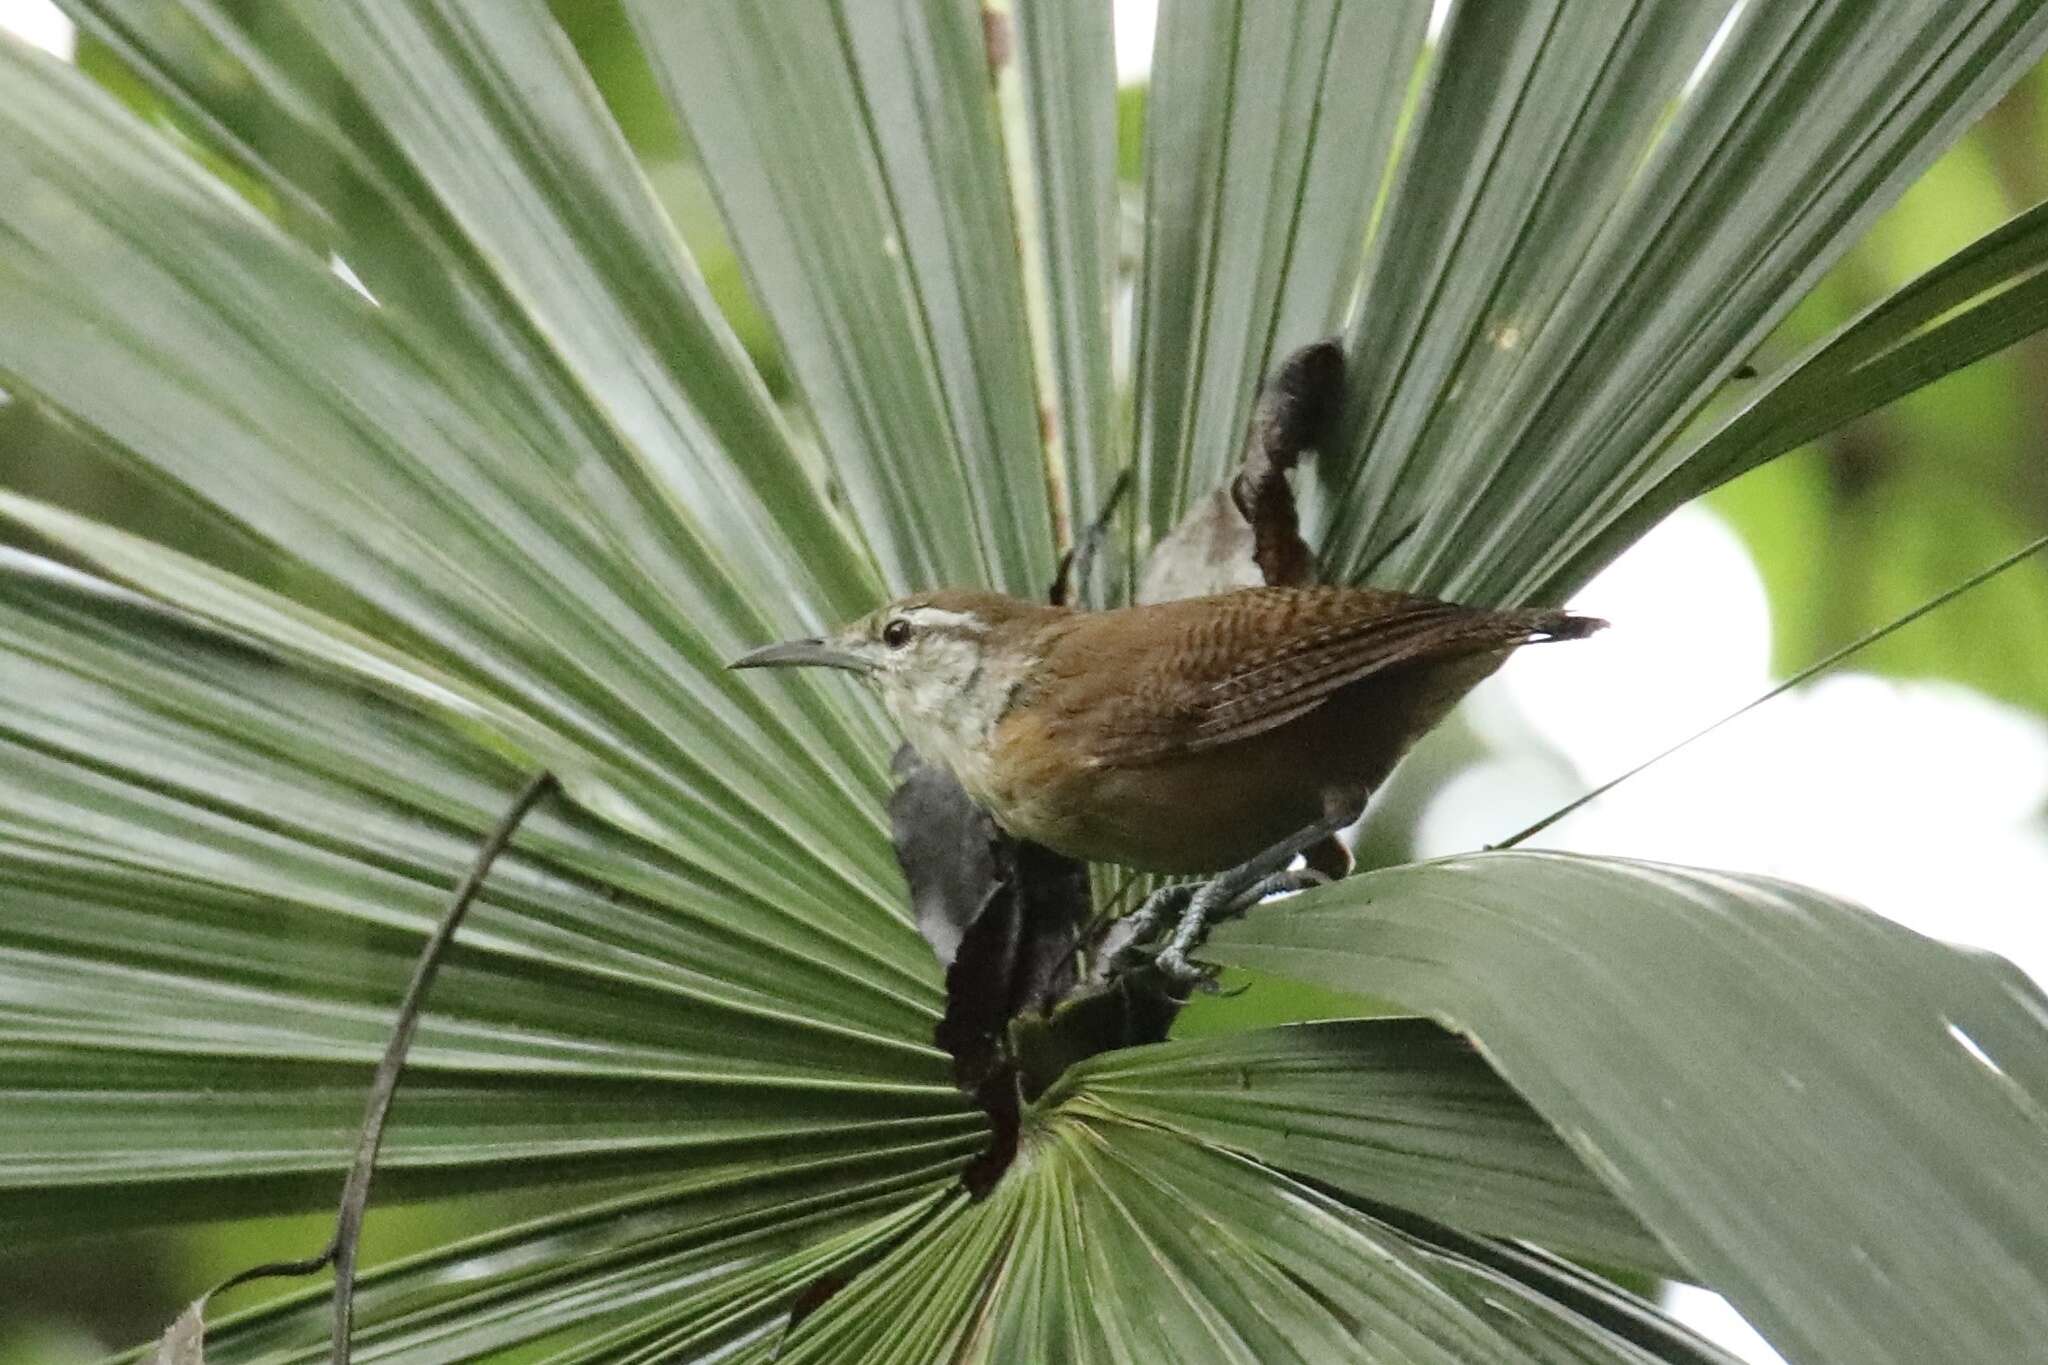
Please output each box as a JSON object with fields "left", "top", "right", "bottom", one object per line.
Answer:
{"left": 326, "top": 768, "right": 558, "bottom": 1363}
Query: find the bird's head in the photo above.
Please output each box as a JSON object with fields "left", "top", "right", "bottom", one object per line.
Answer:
{"left": 730, "top": 590, "right": 1060, "bottom": 788}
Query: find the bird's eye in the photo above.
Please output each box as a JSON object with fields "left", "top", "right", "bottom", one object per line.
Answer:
{"left": 882, "top": 617, "right": 914, "bottom": 648}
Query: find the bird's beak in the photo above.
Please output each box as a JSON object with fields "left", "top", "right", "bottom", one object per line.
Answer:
{"left": 728, "top": 637, "right": 875, "bottom": 674}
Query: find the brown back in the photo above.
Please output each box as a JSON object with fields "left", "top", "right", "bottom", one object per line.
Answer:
{"left": 1026, "top": 585, "right": 1599, "bottom": 767}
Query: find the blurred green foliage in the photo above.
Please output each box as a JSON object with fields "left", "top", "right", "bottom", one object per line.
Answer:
{"left": 552, "top": 0, "right": 789, "bottom": 396}
{"left": 1713, "top": 88, "right": 2048, "bottom": 715}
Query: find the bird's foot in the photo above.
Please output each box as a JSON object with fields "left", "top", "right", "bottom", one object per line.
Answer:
{"left": 1118, "top": 868, "right": 1331, "bottom": 988}
{"left": 1147, "top": 941, "right": 1216, "bottom": 989}
{"left": 1151, "top": 868, "right": 1330, "bottom": 985}
{"left": 1097, "top": 883, "right": 1193, "bottom": 983}
{"left": 1109, "top": 792, "right": 1367, "bottom": 987}
{"left": 1210, "top": 868, "right": 1330, "bottom": 924}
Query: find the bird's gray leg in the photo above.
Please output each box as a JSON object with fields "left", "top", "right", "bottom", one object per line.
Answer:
{"left": 1151, "top": 788, "right": 1369, "bottom": 986}
{"left": 1209, "top": 868, "right": 1333, "bottom": 923}
{"left": 1100, "top": 882, "right": 1195, "bottom": 981}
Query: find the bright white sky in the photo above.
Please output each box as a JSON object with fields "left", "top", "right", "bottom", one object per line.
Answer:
{"left": 12, "top": 2, "right": 2044, "bottom": 1361}
{"left": 1465, "top": 511, "right": 2042, "bottom": 1365}
{"left": 0, "top": 0, "right": 65, "bottom": 57}
{"left": 1468, "top": 506, "right": 2048, "bottom": 991}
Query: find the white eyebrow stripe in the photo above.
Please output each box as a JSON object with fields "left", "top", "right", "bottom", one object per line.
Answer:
{"left": 909, "top": 608, "right": 985, "bottom": 634}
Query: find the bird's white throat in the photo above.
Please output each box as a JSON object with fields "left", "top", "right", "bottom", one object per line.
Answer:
{"left": 879, "top": 631, "right": 1029, "bottom": 806}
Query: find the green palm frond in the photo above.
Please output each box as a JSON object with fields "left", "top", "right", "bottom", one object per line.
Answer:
{"left": 2, "top": 2, "right": 2048, "bottom": 1361}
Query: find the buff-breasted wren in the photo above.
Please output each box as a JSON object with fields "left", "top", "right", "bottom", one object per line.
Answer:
{"left": 733, "top": 584, "right": 1602, "bottom": 981}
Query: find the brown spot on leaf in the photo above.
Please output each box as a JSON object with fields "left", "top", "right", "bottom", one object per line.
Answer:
{"left": 983, "top": 7, "right": 1012, "bottom": 71}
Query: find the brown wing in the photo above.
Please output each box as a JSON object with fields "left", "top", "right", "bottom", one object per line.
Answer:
{"left": 1040, "top": 586, "right": 1595, "bottom": 767}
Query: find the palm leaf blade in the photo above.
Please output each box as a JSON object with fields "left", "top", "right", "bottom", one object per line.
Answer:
{"left": 1, "top": 0, "right": 2045, "bottom": 1359}
{"left": 630, "top": 0, "right": 1056, "bottom": 595}
{"left": 0, "top": 35, "right": 921, "bottom": 935}
{"left": 1561, "top": 196, "right": 2048, "bottom": 587}
{"left": 1319, "top": 0, "right": 2048, "bottom": 604}
{"left": 0, "top": 553, "right": 966, "bottom": 1254}
{"left": 195, "top": 1165, "right": 956, "bottom": 1363}
{"left": 1009, "top": 0, "right": 1120, "bottom": 546}
{"left": 1132, "top": 0, "right": 1434, "bottom": 544}
{"left": 1210, "top": 853, "right": 2048, "bottom": 1365}
{"left": 1057, "top": 1018, "right": 1678, "bottom": 1275}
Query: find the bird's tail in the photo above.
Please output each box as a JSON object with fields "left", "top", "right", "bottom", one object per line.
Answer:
{"left": 1519, "top": 609, "right": 1607, "bottom": 643}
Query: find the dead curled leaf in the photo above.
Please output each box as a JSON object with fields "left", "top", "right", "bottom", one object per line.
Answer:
{"left": 889, "top": 743, "right": 1091, "bottom": 1197}
{"left": 1138, "top": 338, "right": 1345, "bottom": 604}
{"left": 151, "top": 1299, "right": 209, "bottom": 1365}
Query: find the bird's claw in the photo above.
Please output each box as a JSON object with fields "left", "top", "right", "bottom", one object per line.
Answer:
{"left": 1108, "top": 867, "right": 1330, "bottom": 990}
{"left": 1149, "top": 943, "right": 1220, "bottom": 991}
{"left": 1211, "top": 868, "right": 1329, "bottom": 924}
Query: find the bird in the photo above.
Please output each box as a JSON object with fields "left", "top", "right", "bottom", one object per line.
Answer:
{"left": 732, "top": 584, "right": 1603, "bottom": 982}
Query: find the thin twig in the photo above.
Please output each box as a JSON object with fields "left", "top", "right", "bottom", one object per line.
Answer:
{"left": 1490, "top": 531, "right": 2048, "bottom": 850}
{"left": 164, "top": 771, "right": 558, "bottom": 1359}
{"left": 1355, "top": 517, "right": 1420, "bottom": 584}
{"left": 1049, "top": 468, "right": 1132, "bottom": 606}
{"left": 328, "top": 768, "right": 558, "bottom": 1362}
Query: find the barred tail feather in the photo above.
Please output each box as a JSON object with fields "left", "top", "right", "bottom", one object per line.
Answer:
{"left": 1523, "top": 610, "right": 1607, "bottom": 642}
